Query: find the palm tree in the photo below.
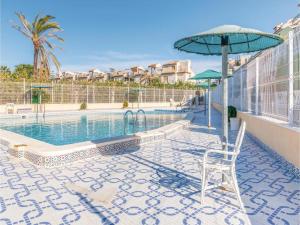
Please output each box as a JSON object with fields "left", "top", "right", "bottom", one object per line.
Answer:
{"left": 13, "top": 12, "right": 63, "bottom": 79}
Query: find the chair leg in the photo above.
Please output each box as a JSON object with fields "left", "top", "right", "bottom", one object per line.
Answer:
{"left": 231, "top": 168, "right": 245, "bottom": 212}
{"left": 201, "top": 166, "right": 206, "bottom": 204}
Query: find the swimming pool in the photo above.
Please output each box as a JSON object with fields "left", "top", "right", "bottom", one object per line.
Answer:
{"left": 0, "top": 110, "right": 186, "bottom": 146}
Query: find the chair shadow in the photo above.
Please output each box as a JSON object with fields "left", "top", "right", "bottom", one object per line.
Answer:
{"left": 126, "top": 154, "right": 202, "bottom": 202}
{"left": 75, "top": 192, "right": 115, "bottom": 224}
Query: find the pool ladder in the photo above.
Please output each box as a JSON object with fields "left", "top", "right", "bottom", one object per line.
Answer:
{"left": 123, "top": 109, "right": 147, "bottom": 134}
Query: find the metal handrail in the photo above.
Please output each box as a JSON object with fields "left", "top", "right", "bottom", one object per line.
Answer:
{"left": 135, "top": 109, "right": 147, "bottom": 131}
{"left": 123, "top": 110, "right": 134, "bottom": 134}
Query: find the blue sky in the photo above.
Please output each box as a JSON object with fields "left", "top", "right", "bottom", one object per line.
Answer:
{"left": 0, "top": 0, "right": 298, "bottom": 73}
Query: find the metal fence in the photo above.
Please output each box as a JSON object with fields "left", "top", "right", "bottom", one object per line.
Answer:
{"left": 212, "top": 28, "right": 300, "bottom": 127}
{"left": 0, "top": 81, "right": 197, "bottom": 105}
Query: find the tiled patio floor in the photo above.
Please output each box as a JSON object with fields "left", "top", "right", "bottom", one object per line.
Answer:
{"left": 0, "top": 110, "right": 299, "bottom": 225}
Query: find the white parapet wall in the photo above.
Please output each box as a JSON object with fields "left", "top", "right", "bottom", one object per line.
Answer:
{"left": 213, "top": 102, "right": 300, "bottom": 168}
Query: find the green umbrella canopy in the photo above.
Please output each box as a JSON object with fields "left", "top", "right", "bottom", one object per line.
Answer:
{"left": 174, "top": 25, "right": 284, "bottom": 55}
{"left": 190, "top": 69, "right": 222, "bottom": 80}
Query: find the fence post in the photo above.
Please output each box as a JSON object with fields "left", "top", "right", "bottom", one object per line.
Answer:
{"left": 23, "top": 78, "right": 26, "bottom": 104}
{"left": 51, "top": 81, "right": 54, "bottom": 103}
{"left": 61, "top": 84, "right": 63, "bottom": 103}
{"left": 30, "top": 83, "right": 32, "bottom": 104}
{"left": 93, "top": 85, "right": 95, "bottom": 103}
{"left": 71, "top": 81, "right": 74, "bottom": 103}
{"left": 288, "top": 30, "right": 294, "bottom": 125}
{"left": 109, "top": 87, "right": 111, "bottom": 103}
{"left": 127, "top": 85, "right": 130, "bottom": 103}
{"left": 172, "top": 88, "right": 174, "bottom": 101}
{"left": 158, "top": 88, "right": 161, "bottom": 102}
{"left": 86, "top": 85, "right": 89, "bottom": 104}
{"left": 255, "top": 57, "right": 259, "bottom": 115}
{"left": 153, "top": 88, "right": 155, "bottom": 102}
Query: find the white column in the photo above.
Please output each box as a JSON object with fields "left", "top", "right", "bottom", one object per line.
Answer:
{"left": 208, "top": 79, "right": 211, "bottom": 127}
{"left": 240, "top": 68, "right": 243, "bottom": 111}
{"left": 221, "top": 41, "right": 228, "bottom": 151}
{"left": 231, "top": 76, "right": 234, "bottom": 107}
{"left": 255, "top": 57, "right": 260, "bottom": 115}
{"left": 288, "top": 31, "right": 294, "bottom": 125}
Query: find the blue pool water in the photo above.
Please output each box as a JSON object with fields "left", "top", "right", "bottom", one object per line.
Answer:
{"left": 0, "top": 111, "right": 186, "bottom": 145}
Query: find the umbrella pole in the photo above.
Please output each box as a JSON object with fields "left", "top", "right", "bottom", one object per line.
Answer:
{"left": 221, "top": 36, "right": 229, "bottom": 153}
{"left": 208, "top": 79, "right": 211, "bottom": 128}
{"left": 221, "top": 37, "right": 229, "bottom": 184}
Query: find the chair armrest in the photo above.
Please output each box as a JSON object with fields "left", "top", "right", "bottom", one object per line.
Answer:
{"left": 221, "top": 142, "right": 235, "bottom": 148}
{"left": 207, "top": 141, "right": 235, "bottom": 149}
{"left": 203, "top": 149, "right": 237, "bottom": 161}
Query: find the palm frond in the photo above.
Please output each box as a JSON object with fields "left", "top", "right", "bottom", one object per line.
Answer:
{"left": 12, "top": 24, "right": 32, "bottom": 38}
{"left": 14, "top": 12, "right": 33, "bottom": 35}
{"left": 32, "top": 14, "right": 40, "bottom": 32}
{"left": 44, "top": 40, "right": 55, "bottom": 49}
{"left": 48, "top": 51, "right": 61, "bottom": 71}
{"left": 38, "top": 22, "right": 61, "bottom": 35}
{"left": 46, "top": 33, "right": 64, "bottom": 42}
{"left": 36, "top": 15, "right": 55, "bottom": 33}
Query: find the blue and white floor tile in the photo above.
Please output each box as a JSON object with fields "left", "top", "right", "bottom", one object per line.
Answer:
{"left": 0, "top": 110, "right": 299, "bottom": 225}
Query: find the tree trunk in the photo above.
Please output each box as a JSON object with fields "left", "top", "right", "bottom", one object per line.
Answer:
{"left": 33, "top": 47, "right": 39, "bottom": 79}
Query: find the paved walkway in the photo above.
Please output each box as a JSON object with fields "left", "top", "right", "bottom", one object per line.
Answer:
{"left": 0, "top": 110, "right": 299, "bottom": 225}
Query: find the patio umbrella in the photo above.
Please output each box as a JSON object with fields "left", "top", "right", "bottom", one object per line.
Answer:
{"left": 190, "top": 70, "right": 222, "bottom": 128}
{"left": 174, "top": 24, "right": 283, "bottom": 151}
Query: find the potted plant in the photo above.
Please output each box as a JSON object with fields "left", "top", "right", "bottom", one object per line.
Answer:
{"left": 228, "top": 106, "right": 239, "bottom": 130}
{"left": 80, "top": 102, "right": 87, "bottom": 110}
{"left": 123, "top": 100, "right": 129, "bottom": 108}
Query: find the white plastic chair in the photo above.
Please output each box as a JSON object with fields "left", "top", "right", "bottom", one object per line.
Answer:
{"left": 5, "top": 103, "right": 15, "bottom": 114}
{"left": 198, "top": 121, "right": 246, "bottom": 211}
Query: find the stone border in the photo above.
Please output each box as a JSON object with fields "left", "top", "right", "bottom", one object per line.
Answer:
{"left": 1, "top": 112, "right": 194, "bottom": 168}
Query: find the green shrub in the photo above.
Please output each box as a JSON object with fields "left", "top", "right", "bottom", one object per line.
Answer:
{"left": 228, "top": 105, "right": 237, "bottom": 121}
{"left": 123, "top": 100, "right": 128, "bottom": 108}
{"left": 80, "top": 102, "right": 87, "bottom": 110}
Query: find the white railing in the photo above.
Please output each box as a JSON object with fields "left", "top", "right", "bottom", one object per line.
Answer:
{"left": 213, "top": 27, "right": 300, "bottom": 127}
{"left": 0, "top": 81, "right": 197, "bottom": 105}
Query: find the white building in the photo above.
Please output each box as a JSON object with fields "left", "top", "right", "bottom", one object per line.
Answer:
{"left": 161, "top": 60, "right": 193, "bottom": 84}
{"left": 274, "top": 14, "right": 300, "bottom": 40}
{"left": 88, "top": 69, "right": 107, "bottom": 81}
{"left": 110, "top": 70, "right": 129, "bottom": 82}
{"left": 131, "top": 66, "right": 145, "bottom": 83}
{"left": 62, "top": 71, "right": 76, "bottom": 80}
{"left": 76, "top": 72, "right": 89, "bottom": 80}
